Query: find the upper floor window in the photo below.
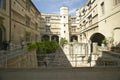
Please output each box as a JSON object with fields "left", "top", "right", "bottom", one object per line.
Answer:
{"left": 35, "top": 23, "right": 38, "bottom": 30}
{"left": 26, "top": 0, "right": 31, "bottom": 11}
{"left": 0, "top": 0, "right": 6, "bottom": 10}
{"left": 46, "top": 17, "right": 50, "bottom": 23}
{"left": 114, "top": 0, "right": 120, "bottom": 5}
{"left": 64, "top": 24, "right": 66, "bottom": 27}
{"left": 26, "top": 16, "right": 30, "bottom": 26}
{"left": 46, "top": 26, "right": 50, "bottom": 32}
{"left": 71, "top": 18, "right": 76, "bottom": 23}
{"left": 71, "top": 26, "right": 76, "bottom": 32}
{"left": 101, "top": 2, "right": 105, "bottom": 14}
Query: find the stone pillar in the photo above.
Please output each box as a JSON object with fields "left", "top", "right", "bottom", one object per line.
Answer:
{"left": 78, "top": 35, "right": 80, "bottom": 42}
{"left": 88, "top": 40, "right": 91, "bottom": 55}
{"left": 92, "top": 42, "right": 98, "bottom": 54}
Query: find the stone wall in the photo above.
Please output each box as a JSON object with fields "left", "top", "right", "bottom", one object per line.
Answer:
{"left": 0, "top": 50, "right": 38, "bottom": 68}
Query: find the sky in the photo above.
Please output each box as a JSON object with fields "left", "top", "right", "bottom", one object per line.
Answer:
{"left": 31, "top": 0, "right": 88, "bottom": 16}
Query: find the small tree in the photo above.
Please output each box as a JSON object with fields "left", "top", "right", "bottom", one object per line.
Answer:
{"left": 60, "top": 38, "right": 68, "bottom": 47}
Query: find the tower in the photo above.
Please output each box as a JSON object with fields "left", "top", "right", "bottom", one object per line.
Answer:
{"left": 60, "top": 6, "right": 70, "bottom": 42}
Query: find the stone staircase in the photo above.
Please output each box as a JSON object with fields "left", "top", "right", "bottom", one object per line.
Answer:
{"left": 96, "top": 51, "right": 120, "bottom": 67}
{"left": 46, "top": 48, "right": 72, "bottom": 68}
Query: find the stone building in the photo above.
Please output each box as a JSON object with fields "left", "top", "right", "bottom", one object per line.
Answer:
{"left": 0, "top": 0, "right": 41, "bottom": 68}
{"left": 76, "top": 0, "right": 120, "bottom": 50}
{"left": 40, "top": 0, "right": 120, "bottom": 48}
{"left": 0, "top": 0, "right": 120, "bottom": 67}
{"left": 40, "top": 6, "right": 80, "bottom": 43}
{"left": 0, "top": 0, "right": 41, "bottom": 50}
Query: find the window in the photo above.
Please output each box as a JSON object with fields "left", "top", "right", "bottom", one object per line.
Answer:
{"left": 101, "top": 2, "right": 105, "bottom": 14}
{"left": 64, "top": 24, "right": 66, "bottom": 27}
{"left": 35, "top": 23, "right": 38, "bottom": 30}
{"left": 26, "top": 32, "right": 31, "bottom": 42}
{"left": 26, "top": 0, "right": 30, "bottom": 11}
{"left": 71, "top": 18, "right": 76, "bottom": 23}
{"left": 88, "top": 15, "right": 92, "bottom": 25}
{"left": 46, "top": 26, "right": 50, "bottom": 32}
{"left": 26, "top": 16, "right": 30, "bottom": 26}
{"left": 46, "top": 17, "right": 50, "bottom": 23}
{"left": 114, "top": 0, "right": 120, "bottom": 5}
{"left": 71, "top": 26, "right": 76, "bottom": 32}
{"left": 0, "top": 0, "right": 6, "bottom": 10}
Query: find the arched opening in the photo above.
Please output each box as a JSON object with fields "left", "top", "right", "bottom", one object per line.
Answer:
{"left": 70, "top": 35, "right": 78, "bottom": 42}
{"left": 90, "top": 33, "right": 105, "bottom": 52}
{"left": 42, "top": 35, "right": 49, "bottom": 41}
{"left": 0, "top": 28, "right": 2, "bottom": 49}
{"left": 51, "top": 35, "right": 59, "bottom": 42}
{"left": 90, "top": 33, "right": 105, "bottom": 46}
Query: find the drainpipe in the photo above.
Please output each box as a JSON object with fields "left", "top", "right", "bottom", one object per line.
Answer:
{"left": 9, "top": 0, "right": 12, "bottom": 50}
{"left": 9, "top": 0, "right": 12, "bottom": 42}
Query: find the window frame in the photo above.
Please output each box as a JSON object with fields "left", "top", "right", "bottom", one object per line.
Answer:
{"left": 0, "top": 0, "right": 6, "bottom": 10}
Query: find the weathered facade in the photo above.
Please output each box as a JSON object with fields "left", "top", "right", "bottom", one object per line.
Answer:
{"left": 0, "top": 0, "right": 41, "bottom": 68}
{"left": 0, "top": 0, "right": 41, "bottom": 50}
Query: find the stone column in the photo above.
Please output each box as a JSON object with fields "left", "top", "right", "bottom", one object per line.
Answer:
{"left": 92, "top": 42, "right": 98, "bottom": 54}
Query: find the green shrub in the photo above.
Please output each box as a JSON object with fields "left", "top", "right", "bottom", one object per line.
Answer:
{"left": 36, "top": 40, "right": 59, "bottom": 54}
{"left": 27, "top": 42, "right": 37, "bottom": 51}
{"left": 102, "top": 39, "right": 108, "bottom": 45}
{"left": 60, "top": 38, "right": 68, "bottom": 47}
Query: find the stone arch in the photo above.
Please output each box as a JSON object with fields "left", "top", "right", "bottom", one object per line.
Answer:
{"left": 70, "top": 35, "right": 78, "bottom": 42}
{"left": 51, "top": 35, "right": 59, "bottom": 42}
{"left": 41, "top": 35, "right": 49, "bottom": 41}
{"left": 90, "top": 33, "right": 105, "bottom": 46}
{"left": 90, "top": 33, "right": 105, "bottom": 52}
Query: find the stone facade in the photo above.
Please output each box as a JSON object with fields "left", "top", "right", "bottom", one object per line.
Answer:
{"left": 0, "top": 0, "right": 41, "bottom": 50}
{"left": 40, "top": 0, "right": 120, "bottom": 49}
{"left": 0, "top": 0, "right": 40, "bottom": 68}
{"left": 0, "top": 50, "right": 38, "bottom": 68}
{"left": 0, "top": 0, "right": 120, "bottom": 68}
{"left": 77, "top": 0, "right": 120, "bottom": 47}
{"left": 40, "top": 6, "right": 79, "bottom": 43}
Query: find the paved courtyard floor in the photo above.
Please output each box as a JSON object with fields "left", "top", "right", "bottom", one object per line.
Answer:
{"left": 0, "top": 67, "right": 120, "bottom": 80}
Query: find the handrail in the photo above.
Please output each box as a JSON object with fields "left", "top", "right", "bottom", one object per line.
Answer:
{"left": 0, "top": 49, "right": 27, "bottom": 63}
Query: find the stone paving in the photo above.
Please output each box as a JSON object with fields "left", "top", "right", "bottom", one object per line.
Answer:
{"left": 0, "top": 67, "right": 120, "bottom": 80}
